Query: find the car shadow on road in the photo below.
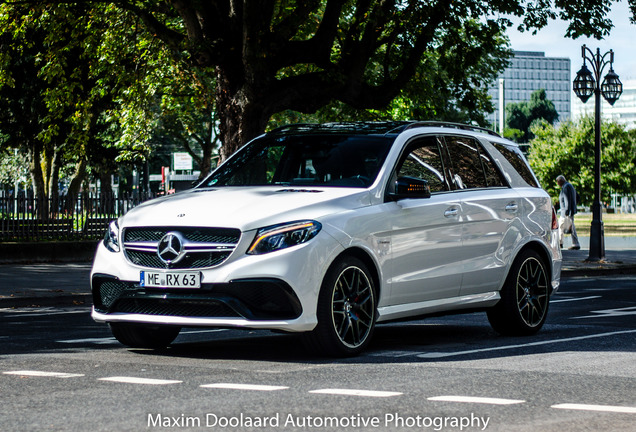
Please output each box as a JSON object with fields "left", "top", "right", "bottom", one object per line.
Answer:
{"left": 125, "top": 312, "right": 634, "bottom": 365}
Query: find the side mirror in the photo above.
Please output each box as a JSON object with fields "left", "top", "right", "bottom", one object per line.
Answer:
{"left": 389, "top": 176, "right": 431, "bottom": 201}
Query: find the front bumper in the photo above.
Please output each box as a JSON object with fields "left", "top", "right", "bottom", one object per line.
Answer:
{"left": 92, "top": 275, "right": 301, "bottom": 319}
{"left": 90, "top": 228, "right": 344, "bottom": 333}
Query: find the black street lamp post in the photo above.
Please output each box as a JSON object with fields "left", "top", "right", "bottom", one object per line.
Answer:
{"left": 572, "top": 45, "right": 622, "bottom": 262}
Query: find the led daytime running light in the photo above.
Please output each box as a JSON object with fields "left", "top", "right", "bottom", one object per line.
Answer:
{"left": 248, "top": 221, "right": 321, "bottom": 255}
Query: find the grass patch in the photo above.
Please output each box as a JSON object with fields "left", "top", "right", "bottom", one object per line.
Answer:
{"left": 574, "top": 213, "right": 636, "bottom": 236}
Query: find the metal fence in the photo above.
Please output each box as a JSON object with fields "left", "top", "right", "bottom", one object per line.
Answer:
{"left": 0, "top": 192, "right": 149, "bottom": 242}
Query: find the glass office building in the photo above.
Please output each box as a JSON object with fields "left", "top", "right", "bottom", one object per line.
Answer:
{"left": 488, "top": 51, "right": 571, "bottom": 130}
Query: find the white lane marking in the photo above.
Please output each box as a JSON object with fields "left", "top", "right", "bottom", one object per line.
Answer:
{"left": 573, "top": 306, "right": 636, "bottom": 319}
{"left": 201, "top": 383, "right": 288, "bottom": 391}
{"left": 309, "top": 389, "right": 402, "bottom": 398}
{"left": 3, "top": 370, "right": 84, "bottom": 378}
{"left": 428, "top": 396, "right": 525, "bottom": 405}
{"left": 57, "top": 337, "right": 118, "bottom": 345}
{"left": 551, "top": 296, "right": 602, "bottom": 303}
{"left": 98, "top": 376, "right": 182, "bottom": 385}
{"left": 417, "top": 329, "right": 636, "bottom": 359}
{"left": 552, "top": 403, "right": 636, "bottom": 414}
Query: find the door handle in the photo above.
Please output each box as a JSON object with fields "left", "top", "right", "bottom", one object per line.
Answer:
{"left": 505, "top": 203, "right": 518, "bottom": 212}
{"left": 444, "top": 208, "right": 459, "bottom": 218}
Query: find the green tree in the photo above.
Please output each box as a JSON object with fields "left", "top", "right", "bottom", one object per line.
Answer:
{"left": 4, "top": 0, "right": 634, "bottom": 182}
{"left": 271, "top": 18, "right": 511, "bottom": 127}
{"left": 0, "top": 149, "right": 29, "bottom": 191}
{"left": 119, "top": 0, "right": 633, "bottom": 160}
{"left": 0, "top": 3, "right": 123, "bottom": 205}
{"left": 0, "top": 2, "right": 214, "bottom": 200}
{"left": 124, "top": 61, "right": 221, "bottom": 179}
{"left": 528, "top": 117, "right": 636, "bottom": 206}
{"left": 505, "top": 89, "right": 559, "bottom": 143}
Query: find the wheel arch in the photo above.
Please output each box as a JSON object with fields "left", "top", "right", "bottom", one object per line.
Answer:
{"left": 510, "top": 240, "right": 554, "bottom": 290}
{"left": 331, "top": 247, "right": 382, "bottom": 299}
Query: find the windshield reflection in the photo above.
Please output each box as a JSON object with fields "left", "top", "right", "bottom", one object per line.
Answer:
{"left": 200, "top": 135, "right": 394, "bottom": 189}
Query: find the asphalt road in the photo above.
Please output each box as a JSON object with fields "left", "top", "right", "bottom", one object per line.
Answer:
{"left": 1, "top": 274, "right": 635, "bottom": 432}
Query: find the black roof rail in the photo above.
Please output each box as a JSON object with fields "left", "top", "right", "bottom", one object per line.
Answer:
{"left": 403, "top": 121, "right": 501, "bottom": 137}
{"left": 267, "top": 121, "right": 501, "bottom": 138}
{"left": 268, "top": 121, "right": 410, "bottom": 136}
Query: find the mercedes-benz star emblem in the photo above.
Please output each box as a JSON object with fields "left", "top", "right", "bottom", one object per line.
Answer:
{"left": 157, "top": 232, "right": 186, "bottom": 265}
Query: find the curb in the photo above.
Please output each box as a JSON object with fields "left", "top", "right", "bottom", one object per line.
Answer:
{"left": 0, "top": 241, "right": 98, "bottom": 264}
{"left": 562, "top": 266, "right": 636, "bottom": 277}
{"left": 0, "top": 294, "right": 91, "bottom": 308}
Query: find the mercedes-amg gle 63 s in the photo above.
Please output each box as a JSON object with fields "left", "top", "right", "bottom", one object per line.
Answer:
{"left": 91, "top": 121, "right": 562, "bottom": 356}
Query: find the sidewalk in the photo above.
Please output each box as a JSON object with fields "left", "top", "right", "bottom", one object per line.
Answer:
{"left": 0, "top": 248, "right": 635, "bottom": 309}
{"left": 560, "top": 248, "right": 636, "bottom": 276}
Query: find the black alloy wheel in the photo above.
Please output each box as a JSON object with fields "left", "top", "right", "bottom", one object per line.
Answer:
{"left": 303, "top": 256, "right": 377, "bottom": 357}
{"left": 487, "top": 249, "right": 550, "bottom": 336}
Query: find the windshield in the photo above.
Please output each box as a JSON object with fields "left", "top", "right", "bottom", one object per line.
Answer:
{"left": 200, "top": 134, "right": 394, "bottom": 188}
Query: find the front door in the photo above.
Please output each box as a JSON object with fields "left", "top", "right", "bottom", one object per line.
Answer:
{"left": 385, "top": 136, "right": 463, "bottom": 305}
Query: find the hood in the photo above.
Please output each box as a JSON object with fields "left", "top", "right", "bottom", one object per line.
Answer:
{"left": 121, "top": 187, "right": 371, "bottom": 231}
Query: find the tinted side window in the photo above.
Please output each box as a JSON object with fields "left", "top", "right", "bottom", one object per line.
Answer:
{"left": 445, "top": 136, "right": 505, "bottom": 189}
{"left": 491, "top": 142, "right": 540, "bottom": 188}
{"left": 481, "top": 149, "right": 507, "bottom": 187}
{"left": 397, "top": 137, "right": 449, "bottom": 193}
{"left": 445, "top": 136, "right": 487, "bottom": 189}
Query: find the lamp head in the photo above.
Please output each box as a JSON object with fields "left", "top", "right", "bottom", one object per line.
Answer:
{"left": 573, "top": 64, "right": 595, "bottom": 103}
{"left": 601, "top": 69, "right": 622, "bottom": 106}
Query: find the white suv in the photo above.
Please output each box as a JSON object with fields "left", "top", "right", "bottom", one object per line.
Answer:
{"left": 91, "top": 122, "right": 562, "bottom": 356}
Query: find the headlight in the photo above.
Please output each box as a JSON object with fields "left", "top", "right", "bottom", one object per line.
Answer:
{"left": 247, "top": 221, "right": 322, "bottom": 255}
{"left": 103, "top": 220, "right": 120, "bottom": 253}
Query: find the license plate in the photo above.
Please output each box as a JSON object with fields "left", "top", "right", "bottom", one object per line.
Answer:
{"left": 140, "top": 271, "right": 201, "bottom": 289}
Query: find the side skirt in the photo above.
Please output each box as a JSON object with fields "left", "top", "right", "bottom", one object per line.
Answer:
{"left": 377, "top": 292, "right": 501, "bottom": 323}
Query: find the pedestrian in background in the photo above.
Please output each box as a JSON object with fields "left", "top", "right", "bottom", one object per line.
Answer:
{"left": 557, "top": 175, "right": 580, "bottom": 250}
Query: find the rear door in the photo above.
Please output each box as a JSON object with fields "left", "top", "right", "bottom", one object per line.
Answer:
{"left": 443, "top": 135, "right": 520, "bottom": 295}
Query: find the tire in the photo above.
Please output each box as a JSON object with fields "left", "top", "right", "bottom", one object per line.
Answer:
{"left": 487, "top": 249, "right": 550, "bottom": 336}
{"left": 303, "top": 256, "right": 377, "bottom": 357}
{"left": 109, "top": 323, "right": 181, "bottom": 349}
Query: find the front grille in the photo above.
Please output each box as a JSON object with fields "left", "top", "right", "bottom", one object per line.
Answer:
{"left": 125, "top": 250, "right": 231, "bottom": 268}
{"left": 122, "top": 227, "right": 241, "bottom": 269}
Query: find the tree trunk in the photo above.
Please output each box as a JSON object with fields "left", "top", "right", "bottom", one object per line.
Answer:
{"left": 215, "top": 68, "right": 269, "bottom": 162}
{"left": 28, "top": 145, "right": 48, "bottom": 219}
{"left": 65, "top": 158, "right": 87, "bottom": 214}
{"left": 198, "top": 109, "right": 218, "bottom": 178}
{"left": 47, "top": 147, "right": 62, "bottom": 217}
{"left": 99, "top": 171, "right": 115, "bottom": 215}
{"left": 67, "top": 158, "right": 87, "bottom": 197}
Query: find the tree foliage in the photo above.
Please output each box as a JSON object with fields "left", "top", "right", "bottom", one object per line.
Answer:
{"left": 504, "top": 89, "right": 559, "bottom": 143}
{"left": 0, "top": 3, "right": 130, "bottom": 203}
{"left": 0, "top": 2, "right": 218, "bottom": 200}
{"left": 528, "top": 117, "right": 636, "bottom": 206}
{"left": 2, "top": 0, "right": 634, "bottom": 195}
{"left": 120, "top": 0, "right": 635, "bottom": 159}
{"left": 270, "top": 17, "right": 511, "bottom": 128}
